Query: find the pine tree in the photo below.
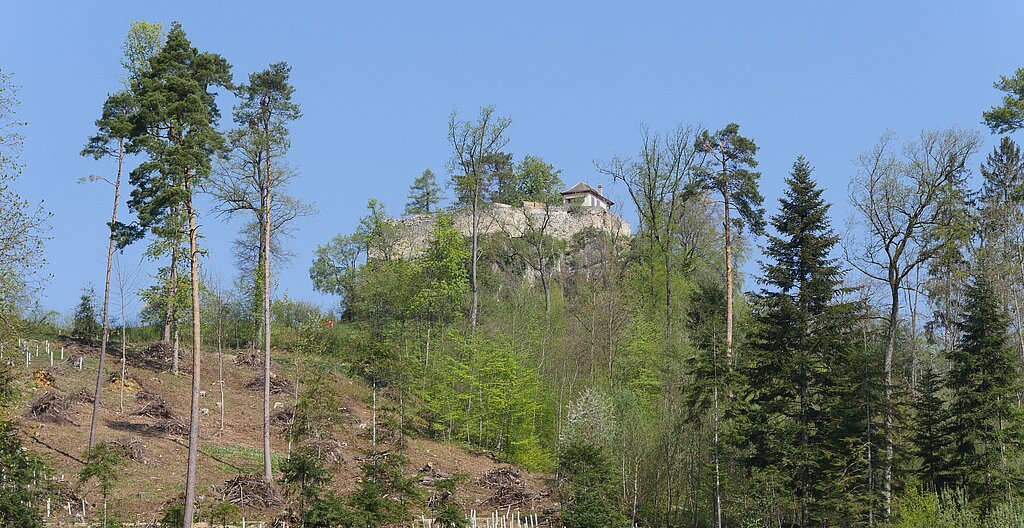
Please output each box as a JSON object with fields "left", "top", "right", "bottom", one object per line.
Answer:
{"left": 739, "top": 156, "right": 852, "bottom": 525}
{"left": 405, "top": 168, "right": 442, "bottom": 215}
{"left": 124, "top": 22, "right": 232, "bottom": 527}
{"left": 946, "top": 273, "right": 1021, "bottom": 510}
{"left": 911, "top": 366, "right": 951, "bottom": 492}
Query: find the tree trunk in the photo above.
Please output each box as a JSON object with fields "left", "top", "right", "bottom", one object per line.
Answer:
{"left": 88, "top": 139, "right": 124, "bottom": 449}
{"left": 470, "top": 183, "right": 480, "bottom": 333}
{"left": 262, "top": 139, "right": 274, "bottom": 482}
{"left": 723, "top": 177, "right": 735, "bottom": 397}
{"left": 182, "top": 187, "right": 204, "bottom": 528}
{"left": 883, "top": 280, "right": 899, "bottom": 522}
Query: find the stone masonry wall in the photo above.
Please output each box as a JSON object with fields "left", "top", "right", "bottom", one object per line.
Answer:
{"left": 388, "top": 203, "right": 632, "bottom": 260}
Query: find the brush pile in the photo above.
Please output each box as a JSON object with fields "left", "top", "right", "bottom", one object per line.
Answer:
{"left": 479, "top": 467, "right": 534, "bottom": 508}
{"left": 212, "top": 474, "right": 283, "bottom": 509}
{"left": 245, "top": 372, "right": 293, "bottom": 395}
{"left": 65, "top": 389, "right": 95, "bottom": 404}
{"left": 26, "top": 391, "right": 75, "bottom": 425}
{"left": 270, "top": 404, "right": 294, "bottom": 428}
{"left": 301, "top": 438, "right": 345, "bottom": 466}
{"left": 114, "top": 435, "right": 147, "bottom": 463}
{"left": 234, "top": 349, "right": 263, "bottom": 369}
{"left": 132, "top": 394, "right": 187, "bottom": 436}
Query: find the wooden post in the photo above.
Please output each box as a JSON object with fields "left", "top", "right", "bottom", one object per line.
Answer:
{"left": 60, "top": 346, "right": 64, "bottom": 360}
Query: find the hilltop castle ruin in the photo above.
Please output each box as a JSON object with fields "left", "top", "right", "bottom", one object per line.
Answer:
{"left": 388, "top": 182, "right": 632, "bottom": 259}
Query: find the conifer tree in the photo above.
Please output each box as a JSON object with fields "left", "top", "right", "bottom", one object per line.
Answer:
{"left": 946, "top": 273, "right": 1021, "bottom": 509}
{"left": 694, "top": 123, "right": 765, "bottom": 385}
{"left": 739, "top": 156, "right": 848, "bottom": 525}
{"left": 405, "top": 168, "right": 442, "bottom": 215}
{"left": 123, "top": 23, "right": 232, "bottom": 527}
{"left": 911, "top": 366, "right": 951, "bottom": 492}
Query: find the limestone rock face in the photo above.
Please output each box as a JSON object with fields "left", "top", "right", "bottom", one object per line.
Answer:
{"left": 383, "top": 203, "right": 632, "bottom": 260}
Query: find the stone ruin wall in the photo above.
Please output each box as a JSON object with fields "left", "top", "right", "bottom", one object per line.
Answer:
{"left": 389, "top": 203, "right": 632, "bottom": 260}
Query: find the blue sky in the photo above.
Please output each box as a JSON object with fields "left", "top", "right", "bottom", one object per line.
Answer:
{"left": 3, "top": 2, "right": 1022, "bottom": 317}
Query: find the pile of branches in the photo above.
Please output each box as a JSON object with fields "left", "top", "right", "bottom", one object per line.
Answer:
{"left": 135, "top": 390, "right": 161, "bottom": 404}
{"left": 133, "top": 398, "right": 176, "bottom": 420}
{"left": 419, "top": 462, "right": 452, "bottom": 487}
{"left": 479, "top": 467, "right": 535, "bottom": 509}
{"left": 47, "top": 480, "right": 85, "bottom": 504}
{"left": 65, "top": 389, "right": 95, "bottom": 404}
{"left": 132, "top": 394, "right": 187, "bottom": 437}
{"left": 150, "top": 418, "right": 188, "bottom": 436}
{"left": 212, "top": 474, "right": 283, "bottom": 509}
{"left": 234, "top": 349, "right": 263, "bottom": 369}
{"left": 270, "top": 404, "right": 294, "bottom": 428}
{"left": 301, "top": 438, "right": 345, "bottom": 466}
{"left": 245, "top": 372, "right": 293, "bottom": 395}
{"left": 113, "top": 435, "right": 147, "bottom": 463}
{"left": 26, "top": 391, "right": 75, "bottom": 425}
{"left": 130, "top": 341, "right": 172, "bottom": 370}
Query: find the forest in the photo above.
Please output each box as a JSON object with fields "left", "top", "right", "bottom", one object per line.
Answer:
{"left": 5, "top": 16, "right": 1024, "bottom": 528}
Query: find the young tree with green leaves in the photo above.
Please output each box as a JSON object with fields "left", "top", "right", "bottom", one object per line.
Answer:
{"left": 448, "top": 106, "right": 511, "bottom": 332}
{"left": 81, "top": 19, "right": 164, "bottom": 450}
{"left": 599, "top": 125, "right": 703, "bottom": 331}
{"left": 79, "top": 442, "right": 127, "bottom": 526}
{"left": 405, "top": 168, "right": 442, "bottom": 215}
{"left": 0, "top": 72, "right": 48, "bottom": 343}
{"left": 123, "top": 23, "right": 232, "bottom": 526}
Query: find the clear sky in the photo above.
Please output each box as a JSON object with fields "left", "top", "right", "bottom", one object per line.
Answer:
{"left": 3, "top": 1, "right": 1022, "bottom": 317}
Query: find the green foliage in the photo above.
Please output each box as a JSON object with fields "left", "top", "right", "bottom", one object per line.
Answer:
{"left": 946, "top": 273, "right": 1022, "bottom": 508}
{"left": 0, "top": 73, "right": 49, "bottom": 341}
{"left": 415, "top": 213, "right": 469, "bottom": 325}
{"left": 558, "top": 441, "right": 629, "bottom": 528}
{"left": 205, "top": 499, "right": 240, "bottom": 528}
{"left": 448, "top": 106, "right": 512, "bottom": 208}
{"left": 79, "top": 442, "right": 127, "bottom": 506}
{"left": 405, "top": 168, "right": 443, "bottom": 215}
{"left": 425, "top": 334, "right": 550, "bottom": 468}
{"left": 348, "top": 453, "right": 423, "bottom": 527}
{"left": 911, "top": 367, "right": 951, "bottom": 491}
{"left": 123, "top": 21, "right": 233, "bottom": 245}
{"left": 984, "top": 67, "right": 1024, "bottom": 134}
{"left": 693, "top": 123, "right": 766, "bottom": 236}
{"left": 72, "top": 284, "right": 101, "bottom": 343}
{"left": 0, "top": 421, "right": 44, "bottom": 528}
{"left": 492, "top": 155, "right": 564, "bottom": 205}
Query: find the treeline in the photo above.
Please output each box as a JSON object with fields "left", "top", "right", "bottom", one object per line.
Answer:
{"left": 309, "top": 79, "right": 1024, "bottom": 527}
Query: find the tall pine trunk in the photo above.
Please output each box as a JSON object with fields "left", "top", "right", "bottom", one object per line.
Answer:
{"left": 88, "top": 138, "right": 124, "bottom": 449}
{"left": 262, "top": 136, "right": 274, "bottom": 482}
{"left": 182, "top": 186, "right": 204, "bottom": 528}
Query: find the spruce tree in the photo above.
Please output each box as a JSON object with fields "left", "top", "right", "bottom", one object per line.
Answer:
{"left": 946, "top": 273, "right": 1021, "bottom": 510}
{"left": 911, "top": 366, "right": 951, "bottom": 492}
{"left": 739, "top": 156, "right": 851, "bottom": 525}
{"left": 404, "top": 168, "right": 442, "bottom": 215}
